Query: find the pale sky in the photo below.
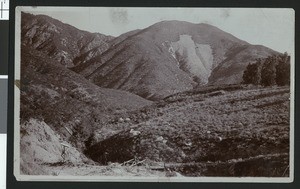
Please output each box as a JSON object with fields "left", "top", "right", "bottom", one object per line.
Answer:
{"left": 18, "top": 7, "right": 294, "bottom": 54}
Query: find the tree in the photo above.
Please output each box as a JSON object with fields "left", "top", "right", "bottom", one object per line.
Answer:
{"left": 242, "top": 59, "right": 262, "bottom": 85}
{"left": 260, "top": 56, "right": 277, "bottom": 86}
{"left": 242, "top": 53, "right": 290, "bottom": 87}
{"left": 276, "top": 53, "right": 290, "bottom": 86}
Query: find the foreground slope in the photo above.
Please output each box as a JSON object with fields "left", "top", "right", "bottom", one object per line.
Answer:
{"left": 86, "top": 85, "right": 290, "bottom": 177}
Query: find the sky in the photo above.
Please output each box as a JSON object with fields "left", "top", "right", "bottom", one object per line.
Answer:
{"left": 18, "top": 7, "right": 294, "bottom": 53}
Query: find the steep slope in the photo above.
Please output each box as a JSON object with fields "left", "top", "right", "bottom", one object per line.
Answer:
{"left": 168, "top": 34, "right": 214, "bottom": 83}
{"left": 21, "top": 12, "right": 114, "bottom": 68}
{"left": 74, "top": 20, "right": 278, "bottom": 99}
{"left": 20, "top": 118, "right": 87, "bottom": 175}
{"left": 20, "top": 46, "right": 152, "bottom": 150}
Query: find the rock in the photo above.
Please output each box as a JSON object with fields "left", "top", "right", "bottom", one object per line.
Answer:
{"left": 130, "top": 129, "right": 141, "bottom": 136}
{"left": 165, "top": 169, "right": 177, "bottom": 177}
{"left": 208, "top": 90, "right": 226, "bottom": 97}
{"left": 156, "top": 136, "right": 164, "bottom": 142}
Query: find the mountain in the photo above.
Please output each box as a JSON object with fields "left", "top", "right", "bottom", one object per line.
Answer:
{"left": 22, "top": 13, "right": 279, "bottom": 100}
{"left": 73, "top": 20, "right": 279, "bottom": 99}
{"left": 21, "top": 12, "right": 114, "bottom": 68}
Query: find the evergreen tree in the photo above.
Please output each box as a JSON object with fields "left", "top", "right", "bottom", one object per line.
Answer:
{"left": 276, "top": 53, "right": 290, "bottom": 86}
{"left": 242, "top": 53, "right": 290, "bottom": 87}
{"left": 242, "top": 59, "right": 262, "bottom": 85}
{"left": 242, "top": 63, "right": 256, "bottom": 84}
{"left": 261, "top": 56, "right": 277, "bottom": 86}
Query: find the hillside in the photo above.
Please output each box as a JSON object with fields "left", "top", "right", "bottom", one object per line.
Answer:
{"left": 85, "top": 85, "right": 290, "bottom": 177}
{"left": 209, "top": 45, "right": 279, "bottom": 84}
{"left": 20, "top": 46, "right": 152, "bottom": 152}
{"left": 20, "top": 83, "right": 290, "bottom": 177}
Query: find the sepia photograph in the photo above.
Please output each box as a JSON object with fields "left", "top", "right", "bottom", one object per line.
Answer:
{"left": 14, "top": 7, "right": 294, "bottom": 182}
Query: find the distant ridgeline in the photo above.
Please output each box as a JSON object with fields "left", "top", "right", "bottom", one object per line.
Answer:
{"left": 242, "top": 53, "right": 290, "bottom": 86}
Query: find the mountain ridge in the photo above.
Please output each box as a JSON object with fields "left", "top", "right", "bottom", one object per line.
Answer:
{"left": 72, "top": 19, "right": 278, "bottom": 99}
{"left": 21, "top": 12, "right": 114, "bottom": 68}
{"left": 22, "top": 13, "right": 280, "bottom": 100}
